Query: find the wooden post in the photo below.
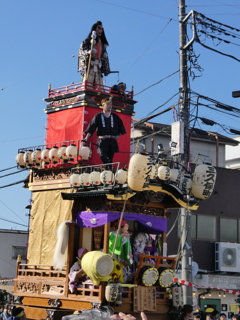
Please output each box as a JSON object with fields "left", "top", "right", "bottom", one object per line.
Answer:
{"left": 14, "top": 255, "right": 22, "bottom": 294}
{"left": 103, "top": 222, "right": 110, "bottom": 253}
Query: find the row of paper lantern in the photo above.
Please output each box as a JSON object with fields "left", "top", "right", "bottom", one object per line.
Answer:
{"left": 16, "top": 144, "right": 92, "bottom": 167}
{"left": 127, "top": 153, "right": 217, "bottom": 200}
{"left": 70, "top": 168, "right": 128, "bottom": 187}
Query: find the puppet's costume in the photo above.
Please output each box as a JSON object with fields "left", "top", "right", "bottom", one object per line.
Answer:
{"left": 78, "top": 21, "right": 110, "bottom": 85}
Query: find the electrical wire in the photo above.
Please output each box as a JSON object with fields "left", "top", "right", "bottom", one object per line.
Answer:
{"left": 0, "top": 217, "right": 28, "bottom": 228}
{"left": 0, "top": 180, "right": 26, "bottom": 189}
{"left": 122, "top": 18, "right": 173, "bottom": 77}
{"left": 0, "top": 169, "right": 28, "bottom": 179}
{"left": 134, "top": 70, "right": 180, "bottom": 96}
{"left": 0, "top": 166, "right": 17, "bottom": 172}
{"left": 0, "top": 199, "right": 27, "bottom": 223}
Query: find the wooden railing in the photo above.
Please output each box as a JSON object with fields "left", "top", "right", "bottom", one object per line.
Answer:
{"left": 48, "top": 81, "right": 134, "bottom": 100}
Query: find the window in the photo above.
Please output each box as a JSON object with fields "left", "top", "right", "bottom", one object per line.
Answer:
{"left": 12, "top": 246, "right": 27, "bottom": 260}
{"left": 197, "top": 215, "right": 216, "bottom": 240}
{"left": 220, "top": 218, "right": 238, "bottom": 242}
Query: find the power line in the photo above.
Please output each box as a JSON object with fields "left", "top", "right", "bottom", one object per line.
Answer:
{"left": 134, "top": 70, "right": 180, "bottom": 96}
{"left": 0, "top": 180, "right": 26, "bottom": 189}
{"left": 0, "top": 169, "right": 28, "bottom": 179}
{"left": 0, "top": 199, "right": 26, "bottom": 223}
{"left": 122, "top": 18, "right": 173, "bottom": 76}
{"left": 0, "top": 217, "right": 28, "bottom": 228}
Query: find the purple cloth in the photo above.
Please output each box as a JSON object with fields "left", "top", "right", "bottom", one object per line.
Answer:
{"left": 76, "top": 211, "right": 167, "bottom": 233}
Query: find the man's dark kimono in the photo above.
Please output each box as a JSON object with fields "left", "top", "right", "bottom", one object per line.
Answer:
{"left": 85, "top": 112, "right": 126, "bottom": 164}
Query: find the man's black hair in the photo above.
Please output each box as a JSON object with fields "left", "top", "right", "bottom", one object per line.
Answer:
{"left": 86, "top": 21, "right": 109, "bottom": 46}
{"left": 12, "top": 307, "right": 24, "bottom": 317}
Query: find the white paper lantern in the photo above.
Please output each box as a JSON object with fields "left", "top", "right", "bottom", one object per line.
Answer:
{"left": 58, "top": 145, "right": 68, "bottom": 163}
{"left": 105, "top": 282, "right": 119, "bottom": 302}
{"left": 179, "top": 175, "right": 192, "bottom": 194}
{"left": 24, "top": 150, "right": 33, "bottom": 166}
{"left": 100, "top": 170, "right": 114, "bottom": 185}
{"left": 79, "top": 144, "right": 92, "bottom": 160}
{"left": 66, "top": 144, "right": 78, "bottom": 161}
{"left": 41, "top": 148, "right": 50, "bottom": 164}
{"left": 149, "top": 165, "right": 158, "bottom": 180}
{"left": 128, "top": 153, "right": 151, "bottom": 191}
{"left": 70, "top": 172, "right": 80, "bottom": 187}
{"left": 79, "top": 172, "right": 90, "bottom": 186}
{"left": 16, "top": 151, "right": 26, "bottom": 168}
{"left": 169, "top": 168, "right": 181, "bottom": 183}
{"left": 192, "top": 164, "right": 217, "bottom": 200}
{"left": 49, "top": 146, "right": 59, "bottom": 164}
{"left": 89, "top": 171, "right": 101, "bottom": 185}
{"left": 31, "top": 149, "right": 42, "bottom": 166}
{"left": 158, "top": 165, "right": 171, "bottom": 181}
{"left": 115, "top": 169, "right": 128, "bottom": 184}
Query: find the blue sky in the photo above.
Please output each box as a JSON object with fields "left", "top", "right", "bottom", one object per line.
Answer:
{"left": 1, "top": 0, "right": 240, "bottom": 230}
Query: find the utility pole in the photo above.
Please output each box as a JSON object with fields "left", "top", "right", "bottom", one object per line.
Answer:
{"left": 179, "top": 0, "right": 193, "bottom": 305}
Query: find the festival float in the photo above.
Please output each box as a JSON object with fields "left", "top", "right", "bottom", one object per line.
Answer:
{"left": 13, "top": 21, "right": 216, "bottom": 320}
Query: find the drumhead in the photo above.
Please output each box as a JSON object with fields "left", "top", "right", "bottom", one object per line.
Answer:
{"left": 158, "top": 268, "right": 174, "bottom": 287}
{"left": 140, "top": 267, "right": 159, "bottom": 287}
{"left": 96, "top": 255, "right": 114, "bottom": 276}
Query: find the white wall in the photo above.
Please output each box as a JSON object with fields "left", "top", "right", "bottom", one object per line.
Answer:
{"left": 131, "top": 130, "right": 226, "bottom": 167}
{"left": 226, "top": 136, "right": 240, "bottom": 169}
{"left": 0, "top": 230, "right": 28, "bottom": 280}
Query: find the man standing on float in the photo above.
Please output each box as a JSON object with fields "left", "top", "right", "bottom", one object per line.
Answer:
{"left": 83, "top": 98, "right": 126, "bottom": 164}
{"left": 78, "top": 21, "right": 110, "bottom": 85}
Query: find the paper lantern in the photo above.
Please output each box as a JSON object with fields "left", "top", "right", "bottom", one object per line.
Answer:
{"left": 49, "top": 146, "right": 59, "bottom": 164}
{"left": 89, "top": 171, "right": 101, "bottom": 185}
{"left": 128, "top": 153, "right": 151, "bottom": 191}
{"left": 100, "top": 170, "right": 114, "bottom": 185}
{"left": 115, "top": 169, "right": 127, "bottom": 184}
{"left": 115, "top": 285, "right": 123, "bottom": 306}
{"left": 149, "top": 165, "right": 158, "bottom": 180}
{"left": 169, "top": 168, "right": 181, "bottom": 183}
{"left": 70, "top": 172, "right": 80, "bottom": 187}
{"left": 158, "top": 165, "right": 171, "bottom": 181}
{"left": 58, "top": 145, "right": 68, "bottom": 163}
{"left": 105, "top": 282, "right": 119, "bottom": 302}
{"left": 16, "top": 151, "right": 26, "bottom": 168}
{"left": 179, "top": 175, "right": 192, "bottom": 194}
{"left": 192, "top": 164, "right": 217, "bottom": 200}
{"left": 66, "top": 144, "right": 78, "bottom": 161}
{"left": 79, "top": 172, "right": 90, "bottom": 186}
{"left": 41, "top": 148, "right": 50, "bottom": 164}
{"left": 79, "top": 144, "right": 92, "bottom": 160}
{"left": 31, "top": 148, "right": 42, "bottom": 166}
{"left": 23, "top": 150, "right": 33, "bottom": 166}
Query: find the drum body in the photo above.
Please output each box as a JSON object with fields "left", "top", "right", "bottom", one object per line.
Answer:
{"left": 82, "top": 251, "right": 114, "bottom": 285}
{"left": 138, "top": 266, "right": 159, "bottom": 287}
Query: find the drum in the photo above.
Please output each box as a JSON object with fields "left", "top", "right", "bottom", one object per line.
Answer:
{"left": 139, "top": 266, "right": 159, "bottom": 287}
{"left": 158, "top": 268, "right": 174, "bottom": 287}
{"left": 82, "top": 251, "right": 114, "bottom": 285}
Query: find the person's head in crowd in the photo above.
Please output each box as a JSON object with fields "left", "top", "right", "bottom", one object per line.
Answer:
{"left": 232, "top": 314, "right": 240, "bottom": 320}
{"left": 206, "top": 314, "right": 213, "bottom": 320}
{"left": 212, "top": 311, "right": 219, "bottom": 319}
{"left": 182, "top": 304, "right": 194, "bottom": 319}
{"left": 10, "top": 307, "right": 26, "bottom": 319}
{"left": 220, "top": 313, "right": 226, "bottom": 320}
{"left": 194, "top": 314, "right": 201, "bottom": 320}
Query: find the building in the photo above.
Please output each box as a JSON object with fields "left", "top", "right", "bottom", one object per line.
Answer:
{"left": 0, "top": 229, "right": 28, "bottom": 280}
{"left": 225, "top": 136, "right": 240, "bottom": 169}
{"left": 133, "top": 120, "right": 240, "bottom": 316}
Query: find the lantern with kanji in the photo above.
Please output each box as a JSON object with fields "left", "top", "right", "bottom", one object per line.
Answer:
{"left": 191, "top": 164, "right": 217, "bottom": 199}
